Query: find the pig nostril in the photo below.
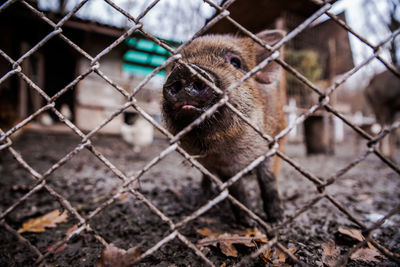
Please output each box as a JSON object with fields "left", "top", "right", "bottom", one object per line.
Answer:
{"left": 167, "top": 81, "right": 182, "bottom": 95}
{"left": 193, "top": 81, "right": 206, "bottom": 91}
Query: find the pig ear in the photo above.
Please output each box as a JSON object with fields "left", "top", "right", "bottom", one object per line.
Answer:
{"left": 254, "top": 30, "right": 285, "bottom": 84}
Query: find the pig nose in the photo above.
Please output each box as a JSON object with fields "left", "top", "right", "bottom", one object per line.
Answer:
{"left": 165, "top": 81, "right": 183, "bottom": 95}
{"left": 165, "top": 80, "right": 208, "bottom": 97}
{"left": 186, "top": 80, "right": 208, "bottom": 95}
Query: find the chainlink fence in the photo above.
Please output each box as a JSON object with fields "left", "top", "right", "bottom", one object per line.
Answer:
{"left": 0, "top": 0, "right": 399, "bottom": 266}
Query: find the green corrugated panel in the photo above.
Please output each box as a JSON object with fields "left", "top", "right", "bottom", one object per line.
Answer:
{"left": 136, "top": 39, "right": 155, "bottom": 51}
{"left": 122, "top": 64, "right": 166, "bottom": 76}
{"left": 125, "top": 51, "right": 168, "bottom": 67}
{"left": 126, "top": 38, "right": 137, "bottom": 46}
{"left": 124, "top": 50, "right": 149, "bottom": 64}
{"left": 123, "top": 37, "right": 178, "bottom": 77}
{"left": 150, "top": 55, "right": 167, "bottom": 66}
{"left": 155, "top": 45, "right": 168, "bottom": 54}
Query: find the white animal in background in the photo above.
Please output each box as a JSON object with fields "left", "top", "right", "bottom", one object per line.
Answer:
{"left": 39, "top": 112, "right": 54, "bottom": 126}
{"left": 60, "top": 104, "right": 72, "bottom": 120}
{"left": 121, "top": 116, "right": 154, "bottom": 152}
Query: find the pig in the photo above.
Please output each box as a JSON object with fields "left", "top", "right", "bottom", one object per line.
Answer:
{"left": 365, "top": 70, "right": 400, "bottom": 161}
{"left": 162, "top": 30, "right": 286, "bottom": 224}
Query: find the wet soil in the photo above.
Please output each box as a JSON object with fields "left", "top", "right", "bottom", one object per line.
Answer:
{"left": 0, "top": 129, "right": 399, "bottom": 266}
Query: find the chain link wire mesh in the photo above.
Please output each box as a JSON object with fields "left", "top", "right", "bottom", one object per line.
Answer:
{"left": 0, "top": 0, "right": 399, "bottom": 265}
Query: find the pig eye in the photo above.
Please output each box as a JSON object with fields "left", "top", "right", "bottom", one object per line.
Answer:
{"left": 230, "top": 57, "right": 241, "bottom": 69}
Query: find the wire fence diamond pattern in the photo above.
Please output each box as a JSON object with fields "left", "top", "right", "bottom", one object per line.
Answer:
{"left": 0, "top": 0, "right": 399, "bottom": 266}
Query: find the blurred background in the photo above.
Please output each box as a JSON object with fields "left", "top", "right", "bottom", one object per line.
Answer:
{"left": 1, "top": 0, "right": 398, "bottom": 159}
{"left": 1, "top": 1, "right": 399, "bottom": 265}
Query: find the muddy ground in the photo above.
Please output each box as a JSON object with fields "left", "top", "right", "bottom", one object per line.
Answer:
{"left": 0, "top": 129, "right": 399, "bottom": 266}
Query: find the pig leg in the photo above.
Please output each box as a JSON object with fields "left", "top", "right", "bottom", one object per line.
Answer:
{"left": 203, "top": 174, "right": 253, "bottom": 225}
{"left": 256, "top": 159, "right": 283, "bottom": 222}
{"left": 201, "top": 174, "right": 215, "bottom": 198}
{"left": 228, "top": 178, "right": 255, "bottom": 226}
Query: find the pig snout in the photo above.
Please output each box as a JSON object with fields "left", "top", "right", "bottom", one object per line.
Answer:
{"left": 163, "top": 65, "right": 217, "bottom": 116}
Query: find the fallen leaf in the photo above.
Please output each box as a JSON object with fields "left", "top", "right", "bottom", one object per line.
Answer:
{"left": 337, "top": 227, "right": 364, "bottom": 242}
{"left": 274, "top": 247, "right": 297, "bottom": 264}
{"left": 18, "top": 210, "right": 68, "bottom": 233}
{"left": 350, "top": 248, "right": 382, "bottom": 263}
{"left": 196, "top": 227, "right": 214, "bottom": 237}
{"left": 219, "top": 263, "right": 226, "bottom": 267}
{"left": 259, "top": 245, "right": 272, "bottom": 263}
{"left": 98, "top": 244, "right": 126, "bottom": 267}
{"left": 45, "top": 241, "right": 67, "bottom": 254}
{"left": 44, "top": 224, "right": 80, "bottom": 254}
{"left": 367, "top": 242, "right": 378, "bottom": 251}
{"left": 275, "top": 250, "right": 286, "bottom": 264}
{"left": 336, "top": 227, "right": 365, "bottom": 246}
{"left": 322, "top": 240, "right": 341, "bottom": 267}
{"left": 65, "top": 225, "right": 79, "bottom": 236}
{"left": 98, "top": 243, "right": 142, "bottom": 267}
{"left": 260, "top": 245, "right": 296, "bottom": 265}
{"left": 118, "top": 193, "right": 128, "bottom": 201}
{"left": 245, "top": 228, "right": 269, "bottom": 243}
{"left": 218, "top": 234, "right": 238, "bottom": 257}
{"left": 196, "top": 227, "right": 269, "bottom": 257}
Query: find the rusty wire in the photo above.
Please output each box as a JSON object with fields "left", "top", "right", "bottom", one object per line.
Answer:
{"left": 0, "top": 0, "right": 399, "bottom": 265}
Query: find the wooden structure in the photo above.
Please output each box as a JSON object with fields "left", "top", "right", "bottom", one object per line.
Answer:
{"left": 206, "top": 0, "right": 323, "bottom": 35}
{"left": 0, "top": 2, "right": 170, "bottom": 133}
{"left": 206, "top": 0, "right": 354, "bottom": 154}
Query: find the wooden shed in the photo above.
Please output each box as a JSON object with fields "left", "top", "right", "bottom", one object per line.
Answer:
{"left": 0, "top": 2, "right": 174, "bottom": 134}
{"left": 206, "top": 0, "right": 354, "bottom": 153}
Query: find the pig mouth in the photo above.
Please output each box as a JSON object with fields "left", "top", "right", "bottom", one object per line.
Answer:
{"left": 163, "top": 94, "right": 227, "bottom": 134}
{"left": 163, "top": 96, "right": 219, "bottom": 129}
{"left": 173, "top": 101, "right": 203, "bottom": 112}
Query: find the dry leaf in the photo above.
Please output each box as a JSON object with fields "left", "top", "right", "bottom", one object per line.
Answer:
{"left": 65, "top": 225, "right": 79, "bottom": 236}
{"left": 260, "top": 246, "right": 296, "bottom": 265}
{"left": 197, "top": 228, "right": 269, "bottom": 257}
{"left": 337, "top": 227, "right": 364, "bottom": 242}
{"left": 219, "top": 263, "right": 226, "bottom": 267}
{"left": 274, "top": 247, "right": 297, "bottom": 264}
{"left": 322, "top": 240, "right": 341, "bottom": 267}
{"left": 218, "top": 234, "right": 238, "bottom": 257}
{"left": 118, "top": 193, "right": 128, "bottom": 201}
{"left": 44, "top": 240, "right": 67, "bottom": 254}
{"left": 196, "top": 227, "right": 214, "bottom": 237}
{"left": 98, "top": 244, "right": 127, "bottom": 267}
{"left": 245, "top": 228, "right": 269, "bottom": 243}
{"left": 367, "top": 242, "right": 378, "bottom": 251}
{"left": 350, "top": 248, "right": 382, "bottom": 263}
{"left": 275, "top": 250, "right": 287, "bottom": 264}
{"left": 18, "top": 210, "right": 68, "bottom": 233}
{"left": 98, "top": 244, "right": 141, "bottom": 267}
{"left": 44, "top": 224, "right": 79, "bottom": 254}
{"left": 259, "top": 246, "right": 272, "bottom": 263}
